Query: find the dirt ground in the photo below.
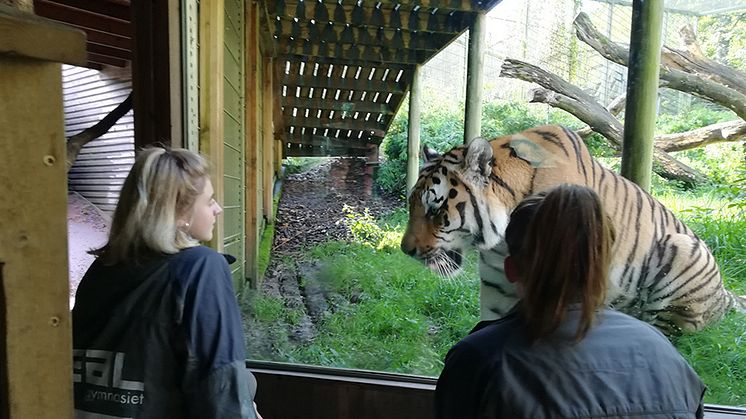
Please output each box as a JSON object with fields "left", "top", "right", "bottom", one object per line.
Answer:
{"left": 67, "top": 191, "right": 110, "bottom": 308}
{"left": 246, "top": 157, "right": 404, "bottom": 352}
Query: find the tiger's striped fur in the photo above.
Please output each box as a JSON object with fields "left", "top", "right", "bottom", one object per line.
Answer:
{"left": 400, "top": 125, "right": 745, "bottom": 335}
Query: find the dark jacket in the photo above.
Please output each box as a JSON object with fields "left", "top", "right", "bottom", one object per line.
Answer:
{"left": 435, "top": 306, "right": 705, "bottom": 419}
{"left": 73, "top": 246, "right": 257, "bottom": 419}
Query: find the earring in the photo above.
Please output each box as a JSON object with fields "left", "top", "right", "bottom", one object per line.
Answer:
{"left": 184, "top": 222, "right": 190, "bottom": 228}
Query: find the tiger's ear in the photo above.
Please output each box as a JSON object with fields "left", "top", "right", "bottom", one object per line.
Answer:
{"left": 464, "top": 137, "right": 493, "bottom": 178}
{"left": 422, "top": 144, "right": 441, "bottom": 163}
{"left": 508, "top": 137, "right": 557, "bottom": 168}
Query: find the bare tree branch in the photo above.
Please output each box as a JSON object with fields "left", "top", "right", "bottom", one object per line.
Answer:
{"left": 500, "top": 59, "right": 707, "bottom": 185}
{"left": 66, "top": 92, "right": 133, "bottom": 172}
{"left": 574, "top": 12, "right": 746, "bottom": 120}
{"left": 656, "top": 120, "right": 746, "bottom": 152}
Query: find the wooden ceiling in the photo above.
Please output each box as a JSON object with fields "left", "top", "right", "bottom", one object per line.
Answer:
{"left": 33, "top": 0, "right": 131, "bottom": 69}
{"left": 32, "top": 0, "right": 503, "bottom": 158}
{"left": 263, "top": 0, "right": 501, "bottom": 157}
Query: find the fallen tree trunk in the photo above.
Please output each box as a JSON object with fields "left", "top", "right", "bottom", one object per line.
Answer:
{"left": 66, "top": 92, "right": 133, "bottom": 172}
{"left": 499, "top": 58, "right": 707, "bottom": 185}
{"left": 573, "top": 12, "right": 746, "bottom": 121}
{"left": 655, "top": 120, "right": 746, "bottom": 152}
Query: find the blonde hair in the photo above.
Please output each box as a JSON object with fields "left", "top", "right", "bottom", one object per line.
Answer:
{"left": 93, "top": 147, "right": 209, "bottom": 264}
{"left": 505, "top": 184, "right": 614, "bottom": 342}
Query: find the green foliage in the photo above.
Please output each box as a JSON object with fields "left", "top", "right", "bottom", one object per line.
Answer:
{"left": 654, "top": 105, "right": 743, "bottom": 185}
{"left": 697, "top": 11, "right": 746, "bottom": 71}
{"left": 655, "top": 107, "right": 734, "bottom": 135}
{"left": 283, "top": 157, "right": 326, "bottom": 175}
{"left": 376, "top": 100, "right": 616, "bottom": 196}
{"left": 340, "top": 205, "right": 384, "bottom": 247}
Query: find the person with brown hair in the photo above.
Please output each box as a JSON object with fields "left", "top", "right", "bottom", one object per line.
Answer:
{"left": 435, "top": 184, "right": 705, "bottom": 419}
{"left": 73, "top": 148, "right": 262, "bottom": 418}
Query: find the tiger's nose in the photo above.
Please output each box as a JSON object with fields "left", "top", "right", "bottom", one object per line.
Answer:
{"left": 400, "top": 241, "right": 417, "bottom": 257}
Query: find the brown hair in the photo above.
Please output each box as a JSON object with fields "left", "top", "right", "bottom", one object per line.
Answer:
{"left": 92, "top": 147, "right": 209, "bottom": 264}
{"left": 505, "top": 184, "right": 613, "bottom": 342}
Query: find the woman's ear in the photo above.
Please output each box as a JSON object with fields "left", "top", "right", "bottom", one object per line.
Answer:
{"left": 504, "top": 256, "right": 521, "bottom": 284}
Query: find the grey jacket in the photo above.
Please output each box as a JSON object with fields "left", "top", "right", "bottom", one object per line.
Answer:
{"left": 435, "top": 306, "right": 705, "bottom": 419}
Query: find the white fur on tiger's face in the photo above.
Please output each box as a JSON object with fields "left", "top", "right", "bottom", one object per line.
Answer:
{"left": 400, "top": 125, "right": 745, "bottom": 335}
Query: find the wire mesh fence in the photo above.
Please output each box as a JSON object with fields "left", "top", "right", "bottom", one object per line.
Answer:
{"left": 419, "top": 0, "right": 744, "bottom": 117}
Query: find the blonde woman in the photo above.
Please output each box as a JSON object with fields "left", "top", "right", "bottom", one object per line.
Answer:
{"left": 435, "top": 184, "right": 704, "bottom": 419}
{"left": 73, "top": 148, "right": 261, "bottom": 419}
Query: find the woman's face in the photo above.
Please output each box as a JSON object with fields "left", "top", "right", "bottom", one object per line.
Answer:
{"left": 187, "top": 178, "right": 222, "bottom": 242}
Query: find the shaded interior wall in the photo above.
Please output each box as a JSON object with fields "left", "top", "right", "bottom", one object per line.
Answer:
{"left": 63, "top": 64, "right": 134, "bottom": 215}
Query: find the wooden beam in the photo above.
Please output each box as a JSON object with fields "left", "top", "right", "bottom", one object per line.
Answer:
{"left": 280, "top": 72, "right": 404, "bottom": 93}
{"left": 281, "top": 96, "right": 395, "bottom": 115}
{"left": 87, "top": 41, "right": 130, "bottom": 59}
{"left": 245, "top": 0, "right": 260, "bottom": 286}
{"left": 87, "top": 51, "right": 127, "bottom": 67}
{"left": 283, "top": 116, "right": 387, "bottom": 137}
{"left": 283, "top": 144, "right": 369, "bottom": 158}
{"left": 378, "top": 0, "right": 486, "bottom": 12}
{"left": 0, "top": 5, "right": 87, "bottom": 66}
{"left": 283, "top": 133, "right": 375, "bottom": 149}
{"left": 131, "top": 0, "right": 173, "bottom": 148}
{"left": 68, "top": 24, "right": 131, "bottom": 51}
{"left": 34, "top": 0, "right": 131, "bottom": 37}
{"left": 407, "top": 64, "right": 422, "bottom": 192}
{"left": 275, "top": 2, "right": 472, "bottom": 33}
{"left": 199, "top": 0, "right": 225, "bottom": 251}
{"left": 273, "top": 19, "right": 455, "bottom": 50}
{"left": 262, "top": 56, "right": 275, "bottom": 223}
{"left": 464, "top": 12, "right": 485, "bottom": 143}
{"left": 43, "top": 0, "right": 129, "bottom": 20}
{"left": 277, "top": 42, "right": 430, "bottom": 64}
{"left": 1, "top": 11, "right": 81, "bottom": 418}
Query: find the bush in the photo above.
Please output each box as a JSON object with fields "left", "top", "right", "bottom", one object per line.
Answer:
{"left": 376, "top": 100, "right": 616, "bottom": 195}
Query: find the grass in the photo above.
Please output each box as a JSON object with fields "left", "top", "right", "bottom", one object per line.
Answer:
{"left": 244, "top": 189, "right": 745, "bottom": 405}
{"left": 655, "top": 189, "right": 746, "bottom": 406}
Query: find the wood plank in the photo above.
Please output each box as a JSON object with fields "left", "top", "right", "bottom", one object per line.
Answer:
{"left": 276, "top": 2, "right": 473, "bottom": 33}
{"left": 199, "top": 0, "right": 226, "bottom": 252}
{"left": 43, "top": 0, "right": 130, "bottom": 20}
{"left": 70, "top": 24, "right": 131, "bottom": 51}
{"left": 281, "top": 96, "right": 395, "bottom": 115}
{"left": 283, "top": 116, "right": 387, "bottom": 137}
{"left": 0, "top": 5, "right": 86, "bottom": 65}
{"left": 283, "top": 133, "right": 374, "bottom": 149}
{"left": 1, "top": 58, "right": 74, "bottom": 419}
{"left": 273, "top": 19, "right": 455, "bottom": 50}
{"left": 283, "top": 145, "right": 369, "bottom": 158}
{"left": 281, "top": 72, "right": 404, "bottom": 93}
{"left": 131, "top": 0, "right": 173, "bottom": 148}
{"left": 245, "top": 0, "right": 260, "bottom": 286}
{"left": 88, "top": 51, "right": 127, "bottom": 67}
{"left": 34, "top": 0, "right": 131, "bottom": 37}
{"left": 277, "top": 42, "right": 430, "bottom": 64}
{"left": 262, "top": 56, "right": 275, "bottom": 224}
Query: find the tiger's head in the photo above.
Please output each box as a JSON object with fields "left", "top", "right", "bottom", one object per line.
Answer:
{"left": 400, "top": 125, "right": 576, "bottom": 276}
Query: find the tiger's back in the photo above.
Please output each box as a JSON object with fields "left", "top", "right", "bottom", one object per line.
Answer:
{"left": 401, "top": 125, "right": 743, "bottom": 334}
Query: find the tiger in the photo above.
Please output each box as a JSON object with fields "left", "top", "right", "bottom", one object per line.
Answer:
{"left": 400, "top": 125, "right": 745, "bottom": 335}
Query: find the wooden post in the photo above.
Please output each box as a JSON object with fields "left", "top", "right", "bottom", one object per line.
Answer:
{"left": 0, "top": 5, "right": 86, "bottom": 418}
{"left": 621, "top": 0, "right": 663, "bottom": 191}
{"left": 245, "top": 0, "right": 260, "bottom": 286}
{"left": 199, "top": 0, "right": 225, "bottom": 251}
{"left": 464, "top": 12, "right": 486, "bottom": 144}
{"left": 0, "top": 0, "right": 31, "bottom": 12}
{"left": 131, "top": 0, "right": 178, "bottom": 148}
{"left": 406, "top": 64, "right": 422, "bottom": 193}
{"left": 262, "top": 56, "right": 275, "bottom": 223}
